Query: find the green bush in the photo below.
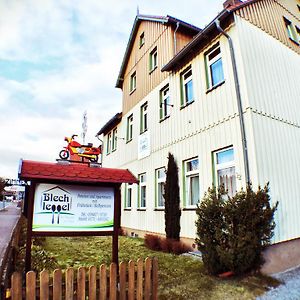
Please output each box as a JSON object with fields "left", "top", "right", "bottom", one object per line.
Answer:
{"left": 195, "top": 184, "right": 278, "bottom": 275}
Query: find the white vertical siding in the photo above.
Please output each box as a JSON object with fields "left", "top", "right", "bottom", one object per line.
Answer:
{"left": 235, "top": 16, "right": 300, "bottom": 242}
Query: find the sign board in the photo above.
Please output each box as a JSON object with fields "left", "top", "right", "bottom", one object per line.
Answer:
{"left": 5, "top": 178, "right": 29, "bottom": 186}
{"left": 33, "top": 183, "right": 114, "bottom": 232}
{"left": 138, "top": 131, "right": 151, "bottom": 160}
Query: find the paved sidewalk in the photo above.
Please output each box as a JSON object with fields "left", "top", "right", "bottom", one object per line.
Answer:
{"left": 0, "top": 204, "right": 21, "bottom": 271}
{"left": 257, "top": 266, "right": 300, "bottom": 300}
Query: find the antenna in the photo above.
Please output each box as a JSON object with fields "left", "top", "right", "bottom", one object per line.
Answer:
{"left": 82, "top": 110, "right": 87, "bottom": 144}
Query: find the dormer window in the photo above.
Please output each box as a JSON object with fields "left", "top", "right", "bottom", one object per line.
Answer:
{"left": 139, "top": 32, "right": 145, "bottom": 48}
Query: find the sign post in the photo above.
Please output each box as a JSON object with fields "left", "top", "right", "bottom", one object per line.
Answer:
{"left": 19, "top": 160, "right": 137, "bottom": 272}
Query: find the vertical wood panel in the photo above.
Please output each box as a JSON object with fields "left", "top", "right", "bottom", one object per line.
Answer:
{"left": 26, "top": 271, "right": 36, "bottom": 300}
{"left": 119, "top": 262, "right": 127, "bottom": 300}
{"left": 136, "top": 258, "right": 143, "bottom": 300}
{"left": 40, "top": 270, "right": 49, "bottom": 300}
{"left": 65, "top": 268, "right": 74, "bottom": 300}
{"left": 152, "top": 257, "right": 159, "bottom": 300}
{"left": 77, "top": 267, "right": 86, "bottom": 300}
{"left": 11, "top": 272, "right": 22, "bottom": 300}
{"left": 53, "top": 269, "right": 62, "bottom": 300}
{"left": 144, "top": 257, "right": 152, "bottom": 300}
{"left": 128, "top": 260, "right": 135, "bottom": 300}
{"left": 89, "top": 266, "right": 97, "bottom": 300}
{"left": 99, "top": 264, "right": 107, "bottom": 300}
{"left": 109, "top": 263, "right": 117, "bottom": 300}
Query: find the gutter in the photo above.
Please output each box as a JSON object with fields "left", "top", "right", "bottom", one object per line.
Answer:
{"left": 215, "top": 18, "right": 250, "bottom": 184}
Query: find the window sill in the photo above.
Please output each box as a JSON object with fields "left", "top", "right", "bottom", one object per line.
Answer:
{"left": 126, "top": 139, "right": 132, "bottom": 144}
{"left": 180, "top": 100, "right": 194, "bottom": 110}
{"left": 149, "top": 66, "right": 157, "bottom": 75}
{"left": 154, "top": 208, "right": 165, "bottom": 211}
{"left": 112, "top": 149, "right": 117, "bottom": 153}
{"left": 140, "top": 129, "right": 148, "bottom": 135}
{"left": 129, "top": 88, "right": 136, "bottom": 95}
{"left": 137, "top": 208, "right": 146, "bottom": 211}
{"left": 206, "top": 80, "right": 225, "bottom": 94}
{"left": 124, "top": 208, "right": 132, "bottom": 211}
{"left": 182, "top": 207, "right": 197, "bottom": 211}
{"left": 159, "top": 115, "right": 170, "bottom": 123}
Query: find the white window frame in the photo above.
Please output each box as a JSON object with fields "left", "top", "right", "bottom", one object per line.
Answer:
{"left": 126, "top": 114, "right": 133, "bottom": 142}
{"left": 213, "top": 147, "right": 236, "bottom": 197}
{"left": 149, "top": 47, "right": 158, "bottom": 72}
{"left": 138, "top": 173, "right": 146, "bottom": 209}
{"left": 130, "top": 71, "right": 136, "bottom": 93}
{"left": 106, "top": 132, "right": 112, "bottom": 154}
{"left": 156, "top": 168, "right": 166, "bottom": 208}
{"left": 184, "top": 157, "right": 199, "bottom": 207}
{"left": 206, "top": 43, "right": 225, "bottom": 89}
{"left": 125, "top": 184, "right": 133, "bottom": 209}
{"left": 140, "top": 102, "right": 148, "bottom": 133}
{"left": 112, "top": 128, "right": 117, "bottom": 151}
{"left": 159, "top": 84, "right": 170, "bottom": 120}
{"left": 181, "top": 66, "right": 193, "bottom": 106}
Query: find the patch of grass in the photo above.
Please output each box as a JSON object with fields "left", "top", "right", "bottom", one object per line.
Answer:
{"left": 15, "top": 235, "right": 279, "bottom": 299}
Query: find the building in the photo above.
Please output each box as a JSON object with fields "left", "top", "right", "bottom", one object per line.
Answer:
{"left": 97, "top": 0, "right": 300, "bottom": 272}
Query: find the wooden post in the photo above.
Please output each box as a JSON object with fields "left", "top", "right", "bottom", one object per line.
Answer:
{"left": 112, "top": 185, "right": 121, "bottom": 266}
{"left": 25, "top": 183, "right": 36, "bottom": 272}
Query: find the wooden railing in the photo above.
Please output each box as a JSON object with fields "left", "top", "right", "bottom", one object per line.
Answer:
{"left": 9, "top": 257, "right": 158, "bottom": 300}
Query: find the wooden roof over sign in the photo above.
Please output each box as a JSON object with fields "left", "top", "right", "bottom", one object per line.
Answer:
{"left": 19, "top": 160, "right": 138, "bottom": 184}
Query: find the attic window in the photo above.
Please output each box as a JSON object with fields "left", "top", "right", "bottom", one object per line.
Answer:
{"left": 139, "top": 32, "right": 145, "bottom": 48}
{"left": 283, "top": 17, "right": 298, "bottom": 44}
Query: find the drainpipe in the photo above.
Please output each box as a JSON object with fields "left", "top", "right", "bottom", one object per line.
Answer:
{"left": 174, "top": 22, "right": 180, "bottom": 55}
{"left": 215, "top": 19, "right": 250, "bottom": 184}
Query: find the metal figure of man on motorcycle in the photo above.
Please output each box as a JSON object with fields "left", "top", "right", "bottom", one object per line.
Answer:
{"left": 59, "top": 134, "right": 101, "bottom": 162}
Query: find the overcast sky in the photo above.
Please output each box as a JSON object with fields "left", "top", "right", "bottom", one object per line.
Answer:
{"left": 0, "top": 0, "right": 223, "bottom": 179}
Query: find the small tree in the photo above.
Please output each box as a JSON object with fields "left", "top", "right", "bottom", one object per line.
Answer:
{"left": 164, "top": 153, "right": 181, "bottom": 240}
{"left": 0, "top": 177, "right": 6, "bottom": 201}
{"left": 196, "top": 183, "right": 278, "bottom": 275}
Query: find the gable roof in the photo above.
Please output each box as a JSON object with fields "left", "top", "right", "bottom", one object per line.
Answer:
{"left": 115, "top": 14, "right": 201, "bottom": 89}
{"left": 96, "top": 112, "right": 122, "bottom": 136}
{"left": 161, "top": 0, "right": 258, "bottom": 72}
{"left": 19, "top": 160, "right": 138, "bottom": 184}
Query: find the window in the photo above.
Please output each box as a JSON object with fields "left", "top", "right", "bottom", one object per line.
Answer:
{"left": 139, "top": 32, "right": 145, "bottom": 48}
{"left": 138, "top": 173, "right": 146, "bottom": 208}
{"left": 213, "top": 147, "right": 236, "bottom": 197}
{"left": 206, "top": 43, "right": 225, "bottom": 89}
{"left": 184, "top": 158, "right": 199, "bottom": 206}
{"left": 106, "top": 132, "right": 112, "bottom": 154}
{"left": 125, "top": 184, "right": 133, "bottom": 208}
{"left": 149, "top": 47, "right": 158, "bottom": 72}
{"left": 140, "top": 102, "right": 148, "bottom": 133}
{"left": 156, "top": 168, "right": 166, "bottom": 208}
{"left": 296, "top": 26, "right": 300, "bottom": 43}
{"left": 283, "top": 17, "right": 298, "bottom": 43}
{"left": 181, "top": 66, "right": 194, "bottom": 106}
{"left": 112, "top": 128, "right": 117, "bottom": 151}
{"left": 130, "top": 71, "right": 136, "bottom": 93}
{"left": 159, "top": 85, "right": 170, "bottom": 120}
{"left": 126, "top": 114, "right": 133, "bottom": 142}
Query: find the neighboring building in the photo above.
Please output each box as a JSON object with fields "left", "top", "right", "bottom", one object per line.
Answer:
{"left": 97, "top": 0, "right": 300, "bottom": 272}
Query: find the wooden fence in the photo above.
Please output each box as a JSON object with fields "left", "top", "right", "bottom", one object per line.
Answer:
{"left": 9, "top": 257, "right": 158, "bottom": 300}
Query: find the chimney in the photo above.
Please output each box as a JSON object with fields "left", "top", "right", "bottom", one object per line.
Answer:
{"left": 223, "top": 0, "right": 243, "bottom": 9}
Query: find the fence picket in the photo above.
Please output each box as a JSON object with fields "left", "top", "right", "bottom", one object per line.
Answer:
{"left": 119, "top": 262, "right": 126, "bottom": 300}
{"left": 11, "top": 272, "right": 22, "bottom": 300}
{"left": 53, "top": 269, "right": 62, "bottom": 300}
{"left": 137, "top": 259, "right": 143, "bottom": 300}
{"left": 128, "top": 260, "right": 135, "bottom": 300}
{"left": 65, "top": 268, "right": 74, "bottom": 300}
{"left": 152, "top": 257, "right": 158, "bottom": 300}
{"left": 99, "top": 264, "right": 107, "bottom": 300}
{"left": 144, "top": 257, "right": 152, "bottom": 300}
{"left": 26, "top": 271, "right": 36, "bottom": 300}
{"left": 77, "top": 267, "right": 86, "bottom": 300}
{"left": 109, "top": 263, "right": 117, "bottom": 300}
{"left": 40, "top": 270, "right": 49, "bottom": 300}
{"left": 89, "top": 266, "right": 97, "bottom": 300}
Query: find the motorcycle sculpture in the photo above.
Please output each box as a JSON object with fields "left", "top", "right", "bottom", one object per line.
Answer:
{"left": 59, "top": 135, "right": 101, "bottom": 162}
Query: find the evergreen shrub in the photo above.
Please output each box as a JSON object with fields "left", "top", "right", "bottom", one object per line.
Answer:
{"left": 195, "top": 184, "right": 278, "bottom": 275}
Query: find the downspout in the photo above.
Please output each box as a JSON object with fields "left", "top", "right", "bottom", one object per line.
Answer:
{"left": 174, "top": 22, "right": 180, "bottom": 55}
{"left": 215, "top": 19, "right": 250, "bottom": 184}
